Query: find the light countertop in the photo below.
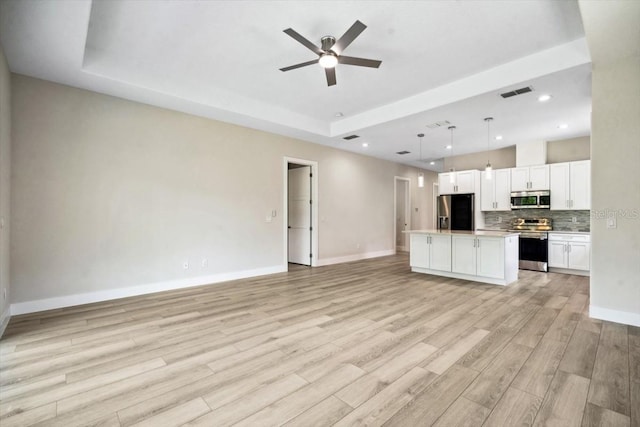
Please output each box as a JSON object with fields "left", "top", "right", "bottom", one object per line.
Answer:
{"left": 404, "top": 229, "right": 520, "bottom": 238}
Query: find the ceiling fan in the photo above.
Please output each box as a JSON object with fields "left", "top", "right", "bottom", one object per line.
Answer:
{"left": 279, "top": 20, "right": 382, "bottom": 87}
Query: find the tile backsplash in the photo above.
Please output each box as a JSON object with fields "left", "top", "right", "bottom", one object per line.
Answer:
{"left": 484, "top": 210, "right": 590, "bottom": 232}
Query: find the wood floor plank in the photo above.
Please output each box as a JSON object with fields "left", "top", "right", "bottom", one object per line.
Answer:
{"left": 532, "top": 371, "right": 591, "bottom": 427}
{"left": 383, "top": 364, "right": 479, "bottom": 426}
{"left": 232, "top": 364, "right": 365, "bottom": 427}
{"left": 559, "top": 327, "right": 599, "bottom": 378}
{"left": 483, "top": 386, "right": 542, "bottom": 427}
{"left": 0, "top": 254, "right": 633, "bottom": 427}
{"left": 332, "top": 367, "right": 438, "bottom": 427}
{"left": 422, "top": 327, "right": 489, "bottom": 375}
{"left": 588, "top": 338, "right": 630, "bottom": 416}
{"left": 130, "top": 397, "right": 211, "bottom": 427}
{"left": 335, "top": 341, "right": 437, "bottom": 408}
{"left": 431, "top": 396, "right": 491, "bottom": 427}
{"left": 283, "top": 396, "right": 352, "bottom": 427}
{"left": 511, "top": 338, "right": 567, "bottom": 398}
{"left": 581, "top": 402, "right": 630, "bottom": 427}
{"left": 462, "top": 342, "right": 532, "bottom": 409}
{"left": 186, "top": 374, "right": 307, "bottom": 426}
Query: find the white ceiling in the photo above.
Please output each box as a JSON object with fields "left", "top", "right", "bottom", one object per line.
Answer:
{"left": 0, "top": 0, "right": 591, "bottom": 171}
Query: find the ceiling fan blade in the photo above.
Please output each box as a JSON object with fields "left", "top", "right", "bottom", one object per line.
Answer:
{"left": 332, "top": 20, "right": 367, "bottom": 54}
{"left": 325, "top": 67, "right": 337, "bottom": 86}
{"left": 283, "top": 28, "right": 324, "bottom": 55}
{"left": 280, "top": 59, "right": 320, "bottom": 72}
{"left": 338, "top": 56, "right": 382, "bottom": 68}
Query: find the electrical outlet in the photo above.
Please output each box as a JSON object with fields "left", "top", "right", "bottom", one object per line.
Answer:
{"left": 497, "top": 216, "right": 502, "bottom": 223}
{"left": 183, "top": 261, "right": 189, "bottom": 270}
{"left": 572, "top": 216, "right": 577, "bottom": 223}
{"left": 606, "top": 217, "right": 617, "bottom": 229}
{"left": 202, "top": 258, "right": 208, "bottom": 268}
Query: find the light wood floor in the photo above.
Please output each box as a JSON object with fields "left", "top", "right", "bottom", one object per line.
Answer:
{"left": 1, "top": 254, "right": 638, "bottom": 427}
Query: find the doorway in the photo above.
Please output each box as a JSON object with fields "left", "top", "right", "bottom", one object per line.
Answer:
{"left": 284, "top": 157, "right": 319, "bottom": 269}
{"left": 394, "top": 177, "right": 411, "bottom": 252}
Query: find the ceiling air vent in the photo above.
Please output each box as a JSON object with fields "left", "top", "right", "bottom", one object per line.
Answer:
{"left": 343, "top": 134, "right": 360, "bottom": 140}
{"left": 396, "top": 151, "right": 411, "bottom": 155}
{"left": 426, "top": 120, "right": 451, "bottom": 129}
{"left": 500, "top": 86, "right": 533, "bottom": 98}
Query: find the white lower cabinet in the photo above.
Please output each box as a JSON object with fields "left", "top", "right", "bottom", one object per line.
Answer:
{"left": 548, "top": 233, "right": 590, "bottom": 273}
{"left": 410, "top": 233, "right": 451, "bottom": 272}
{"left": 452, "top": 235, "right": 505, "bottom": 279}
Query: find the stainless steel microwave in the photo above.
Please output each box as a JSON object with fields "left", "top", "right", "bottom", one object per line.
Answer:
{"left": 510, "top": 190, "right": 551, "bottom": 209}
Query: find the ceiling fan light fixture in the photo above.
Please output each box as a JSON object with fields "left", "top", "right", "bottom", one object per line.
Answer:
{"left": 319, "top": 53, "right": 338, "bottom": 68}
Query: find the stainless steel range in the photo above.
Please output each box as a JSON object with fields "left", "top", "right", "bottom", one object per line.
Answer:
{"left": 509, "top": 218, "right": 552, "bottom": 272}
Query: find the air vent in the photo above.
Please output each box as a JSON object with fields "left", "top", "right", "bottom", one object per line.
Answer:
{"left": 343, "top": 134, "right": 360, "bottom": 140}
{"left": 396, "top": 151, "right": 411, "bottom": 155}
{"left": 426, "top": 120, "right": 451, "bottom": 129}
{"left": 500, "top": 86, "right": 533, "bottom": 98}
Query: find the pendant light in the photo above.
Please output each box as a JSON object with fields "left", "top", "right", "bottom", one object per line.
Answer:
{"left": 417, "top": 133, "right": 425, "bottom": 188}
{"left": 448, "top": 126, "right": 456, "bottom": 184}
{"left": 484, "top": 117, "right": 493, "bottom": 180}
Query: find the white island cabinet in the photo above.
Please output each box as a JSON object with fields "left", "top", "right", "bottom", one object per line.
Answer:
{"left": 406, "top": 230, "right": 519, "bottom": 286}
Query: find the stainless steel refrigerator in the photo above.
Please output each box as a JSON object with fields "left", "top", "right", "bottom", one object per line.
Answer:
{"left": 437, "top": 193, "right": 475, "bottom": 231}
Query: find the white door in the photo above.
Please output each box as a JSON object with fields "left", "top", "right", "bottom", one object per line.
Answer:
{"left": 429, "top": 234, "right": 452, "bottom": 272}
{"left": 494, "top": 169, "right": 512, "bottom": 211}
{"left": 409, "top": 234, "right": 429, "bottom": 268}
{"left": 481, "top": 171, "right": 496, "bottom": 211}
{"left": 550, "top": 163, "right": 570, "bottom": 210}
{"left": 476, "top": 237, "right": 505, "bottom": 279}
{"left": 456, "top": 171, "right": 475, "bottom": 193}
{"left": 288, "top": 166, "right": 311, "bottom": 265}
{"left": 510, "top": 167, "right": 530, "bottom": 191}
{"left": 451, "top": 235, "right": 477, "bottom": 275}
{"left": 548, "top": 241, "right": 568, "bottom": 268}
{"left": 529, "top": 165, "right": 550, "bottom": 190}
{"left": 570, "top": 161, "right": 591, "bottom": 210}
{"left": 568, "top": 242, "right": 590, "bottom": 270}
{"left": 395, "top": 179, "right": 410, "bottom": 251}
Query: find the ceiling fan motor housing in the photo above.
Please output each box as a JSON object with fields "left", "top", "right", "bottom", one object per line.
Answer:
{"left": 321, "top": 36, "right": 336, "bottom": 51}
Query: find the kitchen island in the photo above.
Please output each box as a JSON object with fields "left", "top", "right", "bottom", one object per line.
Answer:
{"left": 405, "top": 230, "right": 520, "bottom": 286}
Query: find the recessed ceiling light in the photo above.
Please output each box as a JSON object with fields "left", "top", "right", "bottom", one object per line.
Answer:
{"left": 335, "top": 112, "right": 344, "bottom": 117}
{"left": 362, "top": 142, "right": 369, "bottom": 148}
{"left": 558, "top": 123, "right": 569, "bottom": 129}
{"left": 429, "top": 161, "right": 435, "bottom": 165}
{"left": 446, "top": 145, "right": 452, "bottom": 149}
{"left": 495, "top": 135, "right": 503, "bottom": 141}
{"left": 538, "top": 94, "right": 552, "bottom": 102}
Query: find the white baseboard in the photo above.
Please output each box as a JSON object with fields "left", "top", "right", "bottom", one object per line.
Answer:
{"left": 316, "top": 250, "right": 396, "bottom": 267}
{"left": 10, "top": 265, "right": 286, "bottom": 316}
{"left": 0, "top": 305, "right": 10, "bottom": 338}
{"left": 590, "top": 305, "right": 640, "bottom": 327}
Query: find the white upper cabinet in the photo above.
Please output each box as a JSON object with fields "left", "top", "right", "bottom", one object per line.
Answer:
{"left": 438, "top": 170, "right": 479, "bottom": 195}
{"left": 511, "top": 165, "right": 550, "bottom": 191}
{"left": 481, "top": 168, "right": 511, "bottom": 211}
{"left": 550, "top": 160, "right": 591, "bottom": 210}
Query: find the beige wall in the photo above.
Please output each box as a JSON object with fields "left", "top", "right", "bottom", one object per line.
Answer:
{"left": 589, "top": 55, "right": 640, "bottom": 321}
{"left": 10, "top": 75, "right": 434, "bottom": 305}
{"left": 547, "top": 136, "right": 590, "bottom": 163}
{"left": 442, "top": 146, "right": 516, "bottom": 171}
{"left": 0, "top": 43, "right": 10, "bottom": 327}
{"left": 581, "top": 0, "right": 640, "bottom": 325}
{"left": 442, "top": 137, "right": 591, "bottom": 173}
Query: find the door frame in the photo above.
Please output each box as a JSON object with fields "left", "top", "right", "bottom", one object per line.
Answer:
{"left": 393, "top": 176, "right": 411, "bottom": 253}
{"left": 283, "top": 157, "right": 319, "bottom": 268}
